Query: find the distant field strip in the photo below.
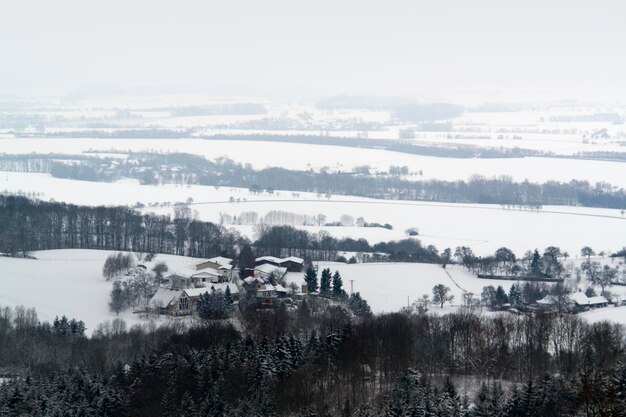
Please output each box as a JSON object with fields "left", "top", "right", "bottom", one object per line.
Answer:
{"left": 179, "top": 198, "right": 626, "bottom": 221}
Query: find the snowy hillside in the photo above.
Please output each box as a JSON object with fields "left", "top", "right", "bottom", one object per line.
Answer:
{"left": 0, "top": 249, "right": 203, "bottom": 335}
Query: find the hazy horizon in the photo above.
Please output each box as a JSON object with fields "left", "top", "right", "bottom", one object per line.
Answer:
{"left": 2, "top": 0, "right": 626, "bottom": 103}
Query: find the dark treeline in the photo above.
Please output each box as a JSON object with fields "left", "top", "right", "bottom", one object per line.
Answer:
{"left": 0, "top": 153, "right": 98, "bottom": 176}
{"left": 235, "top": 167, "right": 626, "bottom": 208}
{"left": 548, "top": 113, "right": 623, "bottom": 123}
{"left": 205, "top": 134, "right": 546, "bottom": 159}
{"left": 153, "top": 102, "right": 268, "bottom": 117}
{"left": 1, "top": 308, "right": 625, "bottom": 416}
{"left": 0, "top": 194, "right": 243, "bottom": 258}
{"left": 0, "top": 195, "right": 439, "bottom": 264}
{"left": 21, "top": 131, "right": 550, "bottom": 158}
{"left": 39, "top": 128, "right": 191, "bottom": 139}
{"left": 255, "top": 225, "right": 441, "bottom": 262}
{"left": 4, "top": 152, "right": 626, "bottom": 208}
{"left": 572, "top": 150, "right": 626, "bottom": 162}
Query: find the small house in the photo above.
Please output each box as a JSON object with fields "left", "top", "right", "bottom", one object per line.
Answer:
{"left": 149, "top": 287, "right": 191, "bottom": 316}
{"left": 243, "top": 276, "right": 288, "bottom": 306}
{"left": 569, "top": 292, "right": 608, "bottom": 312}
{"left": 149, "top": 284, "right": 240, "bottom": 316}
{"left": 184, "top": 283, "right": 240, "bottom": 305}
{"left": 207, "top": 256, "right": 234, "bottom": 266}
{"left": 163, "top": 274, "right": 192, "bottom": 290}
{"left": 278, "top": 256, "right": 304, "bottom": 272}
{"left": 194, "top": 258, "right": 233, "bottom": 282}
{"left": 190, "top": 269, "right": 222, "bottom": 286}
{"left": 195, "top": 260, "right": 221, "bottom": 271}
{"left": 255, "top": 256, "right": 304, "bottom": 272}
{"left": 536, "top": 295, "right": 558, "bottom": 309}
{"left": 257, "top": 283, "right": 288, "bottom": 299}
{"left": 255, "top": 256, "right": 283, "bottom": 268}
{"left": 587, "top": 296, "right": 609, "bottom": 308}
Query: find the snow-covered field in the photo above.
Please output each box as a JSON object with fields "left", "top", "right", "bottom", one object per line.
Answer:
{"left": 287, "top": 262, "right": 518, "bottom": 313}
{"left": 578, "top": 305, "right": 626, "bottom": 326}
{"left": 3, "top": 137, "right": 626, "bottom": 187}
{"left": 0, "top": 249, "right": 202, "bottom": 335}
{"left": 3, "top": 171, "right": 625, "bottom": 256}
{"left": 285, "top": 260, "right": 626, "bottom": 325}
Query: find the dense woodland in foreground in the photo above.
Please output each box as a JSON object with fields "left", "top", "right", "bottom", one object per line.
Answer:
{"left": 2, "top": 152, "right": 626, "bottom": 208}
{"left": 0, "top": 304, "right": 625, "bottom": 416}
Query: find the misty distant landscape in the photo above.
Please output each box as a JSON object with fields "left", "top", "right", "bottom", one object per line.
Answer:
{"left": 2, "top": 1, "right": 626, "bottom": 416}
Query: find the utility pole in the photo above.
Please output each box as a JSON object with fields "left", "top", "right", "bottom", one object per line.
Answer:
{"left": 349, "top": 280, "right": 354, "bottom": 295}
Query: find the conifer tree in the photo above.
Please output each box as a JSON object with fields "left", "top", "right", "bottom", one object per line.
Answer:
{"left": 304, "top": 265, "right": 318, "bottom": 293}
{"left": 530, "top": 249, "right": 542, "bottom": 276}
{"left": 161, "top": 375, "right": 178, "bottom": 417}
{"left": 508, "top": 283, "right": 523, "bottom": 307}
{"left": 332, "top": 270, "right": 345, "bottom": 298}
{"left": 197, "top": 290, "right": 229, "bottom": 320}
{"left": 224, "top": 286, "right": 234, "bottom": 305}
{"left": 348, "top": 292, "right": 372, "bottom": 318}
{"left": 179, "top": 391, "right": 197, "bottom": 417}
{"left": 319, "top": 268, "right": 332, "bottom": 295}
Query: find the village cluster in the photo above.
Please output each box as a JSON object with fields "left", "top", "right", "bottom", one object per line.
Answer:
{"left": 148, "top": 255, "right": 305, "bottom": 316}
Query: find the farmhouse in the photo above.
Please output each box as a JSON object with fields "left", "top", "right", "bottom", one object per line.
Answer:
{"left": 279, "top": 256, "right": 305, "bottom": 272}
{"left": 569, "top": 292, "right": 608, "bottom": 312}
{"left": 536, "top": 292, "right": 609, "bottom": 313}
{"left": 255, "top": 256, "right": 304, "bottom": 272}
{"left": 254, "top": 263, "right": 288, "bottom": 281}
{"left": 255, "top": 256, "right": 281, "bottom": 267}
{"left": 535, "top": 294, "right": 572, "bottom": 313}
{"left": 207, "top": 256, "right": 234, "bottom": 267}
{"left": 536, "top": 295, "right": 559, "bottom": 308}
{"left": 243, "top": 276, "right": 288, "bottom": 299}
{"left": 190, "top": 270, "right": 222, "bottom": 286}
{"left": 164, "top": 257, "right": 234, "bottom": 288}
{"left": 149, "top": 287, "right": 189, "bottom": 316}
{"left": 194, "top": 260, "right": 221, "bottom": 271}
{"left": 192, "top": 257, "right": 233, "bottom": 283}
{"left": 162, "top": 274, "right": 192, "bottom": 290}
{"left": 184, "top": 283, "right": 240, "bottom": 303}
{"left": 257, "top": 283, "right": 288, "bottom": 299}
{"left": 246, "top": 278, "right": 288, "bottom": 308}
{"left": 149, "top": 283, "right": 239, "bottom": 316}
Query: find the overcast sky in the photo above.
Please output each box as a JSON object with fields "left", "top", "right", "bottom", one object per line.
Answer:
{"left": 1, "top": 0, "right": 625, "bottom": 101}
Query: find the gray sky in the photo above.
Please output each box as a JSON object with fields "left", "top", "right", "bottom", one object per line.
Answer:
{"left": 1, "top": 0, "right": 625, "bottom": 101}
